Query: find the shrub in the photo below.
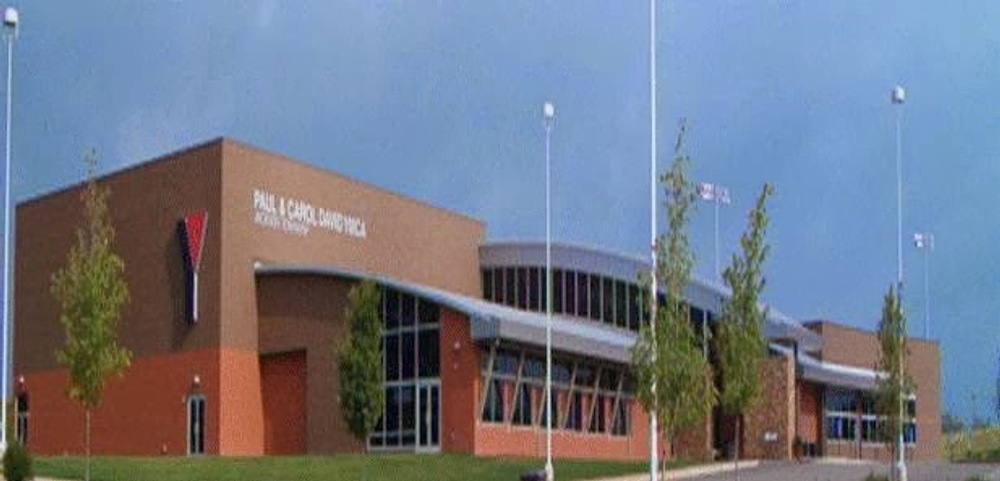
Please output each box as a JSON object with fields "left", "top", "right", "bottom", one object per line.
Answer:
{"left": 862, "top": 471, "right": 888, "bottom": 481}
{"left": 966, "top": 475, "right": 989, "bottom": 481}
{"left": 2, "top": 441, "right": 33, "bottom": 481}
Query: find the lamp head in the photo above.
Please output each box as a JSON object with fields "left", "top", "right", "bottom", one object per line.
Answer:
{"left": 3, "top": 7, "right": 17, "bottom": 34}
{"left": 543, "top": 102, "right": 555, "bottom": 121}
{"left": 891, "top": 85, "right": 906, "bottom": 104}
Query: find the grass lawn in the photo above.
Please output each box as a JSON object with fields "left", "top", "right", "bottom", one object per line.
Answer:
{"left": 35, "top": 454, "right": 689, "bottom": 481}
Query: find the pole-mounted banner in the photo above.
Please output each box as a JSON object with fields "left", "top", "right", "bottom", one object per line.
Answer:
{"left": 180, "top": 211, "right": 208, "bottom": 324}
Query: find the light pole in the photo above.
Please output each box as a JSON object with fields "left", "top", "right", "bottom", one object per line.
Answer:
{"left": 1, "top": 6, "right": 17, "bottom": 454}
{"left": 913, "top": 232, "right": 934, "bottom": 340}
{"left": 891, "top": 83, "right": 907, "bottom": 481}
{"left": 543, "top": 101, "right": 555, "bottom": 481}
{"left": 648, "top": 1, "right": 659, "bottom": 479}
{"left": 696, "top": 182, "right": 731, "bottom": 282}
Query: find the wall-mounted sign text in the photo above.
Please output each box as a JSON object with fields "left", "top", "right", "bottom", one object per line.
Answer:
{"left": 252, "top": 188, "right": 367, "bottom": 239}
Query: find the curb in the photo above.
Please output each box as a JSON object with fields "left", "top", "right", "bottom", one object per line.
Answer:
{"left": 587, "top": 460, "right": 762, "bottom": 481}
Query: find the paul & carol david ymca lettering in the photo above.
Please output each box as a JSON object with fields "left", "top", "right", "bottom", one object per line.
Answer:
{"left": 252, "top": 188, "right": 367, "bottom": 239}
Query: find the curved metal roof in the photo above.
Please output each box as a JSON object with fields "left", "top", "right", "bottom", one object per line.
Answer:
{"left": 481, "top": 241, "right": 822, "bottom": 352}
{"left": 255, "top": 263, "right": 636, "bottom": 364}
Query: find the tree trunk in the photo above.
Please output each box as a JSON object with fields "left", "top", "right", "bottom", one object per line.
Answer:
{"left": 85, "top": 408, "right": 91, "bottom": 481}
{"left": 734, "top": 415, "right": 741, "bottom": 481}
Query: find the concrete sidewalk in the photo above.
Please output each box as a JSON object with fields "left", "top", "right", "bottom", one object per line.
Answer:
{"left": 588, "top": 460, "right": 761, "bottom": 481}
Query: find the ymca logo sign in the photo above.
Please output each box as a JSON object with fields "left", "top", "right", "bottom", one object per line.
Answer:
{"left": 179, "top": 211, "right": 208, "bottom": 324}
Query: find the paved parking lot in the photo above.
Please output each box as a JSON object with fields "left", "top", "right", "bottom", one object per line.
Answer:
{"left": 687, "top": 461, "right": 1000, "bottom": 481}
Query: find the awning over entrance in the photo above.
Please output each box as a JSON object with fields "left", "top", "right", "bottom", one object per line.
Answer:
{"left": 771, "top": 343, "right": 879, "bottom": 390}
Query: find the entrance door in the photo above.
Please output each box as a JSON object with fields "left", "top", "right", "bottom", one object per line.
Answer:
{"left": 187, "top": 395, "right": 206, "bottom": 456}
{"left": 416, "top": 381, "right": 440, "bottom": 452}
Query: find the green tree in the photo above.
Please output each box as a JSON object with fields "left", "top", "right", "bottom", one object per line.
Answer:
{"left": 875, "top": 284, "right": 914, "bottom": 480}
{"left": 52, "top": 151, "right": 132, "bottom": 481}
{"left": 631, "top": 122, "right": 716, "bottom": 478}
{"left": 337, "top": 280, "right": 385, "bottom": 446}
{"left": 716, "top": 183, "right": 774, "bottom": 480}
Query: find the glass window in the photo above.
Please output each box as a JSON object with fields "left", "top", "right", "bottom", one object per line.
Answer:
{"left": 576, "top": 365, "right": 594, "bottom": 386}
{"left": 482, "top": 379, "right": 504, "bottom": 423}
{"left": 553, "top": 361, "right": 572, "bottom": 384}
{"left": 523, "top": 356, "right": 545, "bottom": 380}
{"left": 827, "top": 416, "right": 856, "bottom": 441}
{"left": 553, "top": 270, "right": 564, "bottom": 314}
{"left": 517, "top": 268, "right": 528, "bottom": 310}
{"left": 528, "top": 267, "right": 540, "bottom": 311}
{"left": 861, "top": 418, "right": 882, "bottom": 442}
{"left": 493, "top": 268, "right": 503, "bottom": 304}
{"left": 612, "top": 399, "right": 629, "bottom": 436}
{"left": 589, "top": 394, "right": 606, "bottom": 433}
{"left": 614, "top": 281, "right": 627, "bottom": 328}
{"left": 565, "top": 270, "right": 577, "bottom": 317}
{"left": 418, "top": 329, "right": 440, "bottom": 377}
{"left": 905, "top": 422, "right": 917, "bottom": 444}
{"left": 589, "top": 275, "right": 602, "bottom": 322}
{"left": 400, "top": 385, "right": 416, "bottom": 445}
{"left": 505, "top": 268, "right": 517, "bottom": 307}
{"left": 602, "top": 278, "right": 614, "bottom": 325}
{"left": 401, "top": 332, "right": 415, "bottom": 380}
{"left": 384, "top": 290, "right": 400, "bottom": 329}
{"left": 628, "top": 284, "right": 640, "bottom": 331}
{"left": 540, "top": 388, "right": 558, "bottom": 430}
{"left": 401, "top": 293, "right": 416, "bottom": 327}
{"left": 386, "top": 386, "right": 400, "bottom": 435}
{"left": 482, "top": 269, "right": 494, "bottom": 301}
{"left": 385, "top": 335, "right": 400, "bottom": 381}
{"left": 511, "top": 386, "right": 532, "bottom": 426}
{"left": 566, "top": 391, "right": 583, "bottom": 431}
{"left": 494, "top": 350, "right": 519, "bottom": 376}
{"left": 576, "top": 272, "right": 588, "bottom": 318}
{"left": 418, "top": 299, "right": 438, "bottom": 325}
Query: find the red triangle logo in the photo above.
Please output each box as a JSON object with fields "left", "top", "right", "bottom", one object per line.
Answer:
{"left": 183, "top": 211, "right": 208, "bottom": 272}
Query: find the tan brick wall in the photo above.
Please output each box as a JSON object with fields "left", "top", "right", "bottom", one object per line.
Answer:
{"left": 807, "top": 321, "right": 940, "bottom": 461}
{"left": 742, "top": 356, "right": 794, "bottom": 460}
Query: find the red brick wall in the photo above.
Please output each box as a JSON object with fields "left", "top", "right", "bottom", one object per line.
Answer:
{"left": 474, "top": 404, "right": 650, "bottom": 460}
{"left": 260, "top": 350, "right": 307, "bottom": 454}
{"left": 440, "top": 308, "right": 477, "bottom": 454}
{"left": 21, "top": 348, "right": 220, "bottom": 456}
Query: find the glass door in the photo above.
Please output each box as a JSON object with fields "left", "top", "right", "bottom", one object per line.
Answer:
{"left": 416, "top": 381, "right": 440, "bottom": 452}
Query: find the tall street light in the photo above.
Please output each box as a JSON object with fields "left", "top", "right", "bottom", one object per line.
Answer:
{"left": 1, "top": 5, "right": 17, "bottom": 453}
{"left": 542, "top": 101, "right": 555, "bottom": 481}
{"left": 648, "top": 1, "right": 659, "bottom": 479}
{"left": 696, "top": 182, "right": 731, "bottom": 282}
{"left": 913, "top": 232, "right": 934, "bottom": 340}
{"left": 891, "top": 83, "right": 907, "bottom": 481}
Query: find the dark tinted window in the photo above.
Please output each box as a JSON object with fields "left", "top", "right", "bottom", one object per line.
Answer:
{"left": 577, "top": 273, "right": 589, "bottom": 318}
{"left": 401, "top": 293, "right": 416, "bottom": 326}
{"left": 418, "top": 329, "right": 439, "bottom": 377}
{"left": 385, "top": 290, "right": 400, "bottom": 329}
{"left": 564, "top": 270, "right": 576, "bottom": 317}
{"left": 482, "top": 269, "right": 494, "bottom": 301}
{"left": 528, "top": 267, "right": 540, "bottom": 311}
{"left": 554, "top": 269, "right": 564, "bottom": 314}
{"left": 589, "top": 275, "right": 602, "bottom": 321}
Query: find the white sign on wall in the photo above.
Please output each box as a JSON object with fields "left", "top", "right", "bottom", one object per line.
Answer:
{"left": 252, "top": 188, "right": 367, "bottom": 239}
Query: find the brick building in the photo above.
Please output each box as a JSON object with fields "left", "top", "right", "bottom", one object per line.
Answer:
{"left": 12, "top": 138, "right": 939, "bottom": 461}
